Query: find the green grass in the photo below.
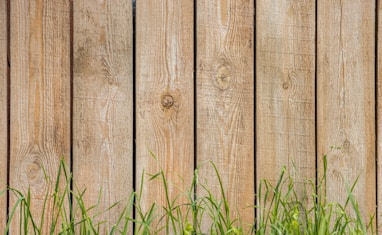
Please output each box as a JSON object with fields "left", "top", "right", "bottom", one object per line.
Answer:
{"left": 2, "top": 155, "right": 376, "bottom": 235}
{"left": 255, "top": 156, "right": 375, "bottom": 235}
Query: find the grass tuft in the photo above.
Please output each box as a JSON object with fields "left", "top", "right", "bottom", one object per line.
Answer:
{"left": 2, "top": 155, "right": 376, "bottom": 234}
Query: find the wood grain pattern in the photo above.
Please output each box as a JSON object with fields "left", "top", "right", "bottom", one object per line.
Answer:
{"left": 10, "top": 0, "right": 70, "bottom": 233}
{"left": 317, "top": 0, "right": 376, "bottom": 223}
{"left": 256, "top": 0, "right": 316, "bottom": 204}
{"left": 197, "top": 0, "right": 254, "bottom": 230}
{"left": 73, "top": 0, "right": 133, "bottom": 232}
{"left": 378, "top": 0, "right": 382, "bottom": 231}
{"left": 136, "top": 0, "right": 194, "bottom": 232}
{"left": 0, "top": 0, "right": 7, "bottom": 230}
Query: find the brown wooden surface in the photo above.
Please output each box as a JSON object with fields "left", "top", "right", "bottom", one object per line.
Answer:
{"left": 2, "top": 1, "right": 382, "bottom": 233}
{"left": 256, "top": 0, "right": 316, "bottom": 204}
{"left": 197, "top": 0, "right": 254, "bottom": 231}
{"left": 317, "top": 0, "right": 376, "bottom": 223}
{"left": 72, "top": 1, "right": 133, "bottom": 232}
{"left": 9, "top": 0, "right": 70, "bottom": 233}
{"left": 135, "top": 0, "right": 194, "bottom": 233}
{"left": 0, "top": 0, "right": 7, "bottom": 231}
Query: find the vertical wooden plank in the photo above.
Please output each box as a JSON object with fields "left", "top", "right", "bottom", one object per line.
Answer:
{"left": 197, "top": 0, "right": 254, "bottom": 230}
{"left": 377, "top": 0, "right": 382, "bottom": 231}
{"left": 10, "top": 0, "right": 70, "bottom": 233}
{"left": 73, "top": 1, "right": 133, "bottom": 232}
{"left": 136, "top": 0, "right": 194, "bottom": 232}
{"left": 0, "top": 0, "right": 7, "bottom": 230}
{"left": 256, "top": 0, "right": 316, "bottom": 202}
{"left": 318, "top": 0, "right": 375, "bottom": 222}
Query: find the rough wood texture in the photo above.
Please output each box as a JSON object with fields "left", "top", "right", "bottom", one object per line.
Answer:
{"left": 136, "top": 0, "right": 194, "bottom": 232}
{"left": 73, "top": 0, "right": 133, "bottom": 232}
{"left": 0, "top": 0, "right": 7, "bottom": 230}
{"left": 256, "top": 0, "right": 316, "bottom": 203}
{"left": 378, "top": 0, "right": 382, "bottom": 231}
{"left": 197, "top": 0, "right": 254, "bottom": 230}
{"left": 10, "top": 0, "right": 70, "bottom": 233}
{"left": 317, "top": 0, "right": 376, "bottom": 223}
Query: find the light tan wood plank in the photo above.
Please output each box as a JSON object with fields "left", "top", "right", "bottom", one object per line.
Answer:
{"left": 317, "top": 0, "right": 376, "bottom": 223}
{"left": 10, "top": 0, "right": 70, "bottom": 233}
{"left": 197, "top": 0, "right": 254, "bottom": 231}
{"left": 256, "top": 0, "right": 316, "bottom": 204}
{"left": 136, "top": 0, "right": 194, "bottom": 233}
{"left": 0, "top": 0, "right": 7, "bottom": 230}
{"left": 73, "top": 0, "right": 133, "bottom": 232}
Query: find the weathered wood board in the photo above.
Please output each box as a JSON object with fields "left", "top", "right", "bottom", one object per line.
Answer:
{"left": 72, "top": 0, "right": 133, "bottom": 232}
{"left": 0, "top": 0, "right": 7, "bottom": 231}
{"left": 317, "top": 0, "right": 376, "bottom": 224}
{"left": 256, "top": 0, "right": 316, "bottom": 205}
{"left": 135, "top": 0, "right": 194, "bottom": 233}
{"left": 2, "top": 1, "right": 381, "bottom": 233}
{"left": 197, "top": 0, "right": 255, "bottom": 231}
{"left": 9, "top": 0, "right": 71, "bottom": 233}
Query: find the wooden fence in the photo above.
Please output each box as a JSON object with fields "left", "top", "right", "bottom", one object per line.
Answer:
{"left": 0, "top": 0, "right": 381, "bottom": 233}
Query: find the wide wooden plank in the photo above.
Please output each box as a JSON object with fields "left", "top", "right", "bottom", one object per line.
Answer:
{"left": 317, "top": 0, "right": 375, "bottom": 223}
{"left": 136, "top": 0, "right": 194, "bottom": 232}
{"left": 72, "top": 0, "right": 133, "bottom": 232}
{"left": 256, "top": 0, "right": 316, "bottom": 204}
{"left": 0, "top": 0, "right": 7, "bottom": 230}
{"left": 197, "top": 0, "right": 254, "bottom": 231}
{"left": 9, "top": 0, "right": 70, "bottom": 233}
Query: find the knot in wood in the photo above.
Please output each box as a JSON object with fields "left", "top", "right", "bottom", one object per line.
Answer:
{"left": 282, "top": 82, "right": 289, "bottom": 90}
{"left": 27, "top": 160, "right": 42, "bottom": 181}
{"left": 215, "top": 65, "right": 231, "bottom": 90}
{"left": 20, "top": 155, "right": 47, "bottom": 195}
{"left": 343, "top": 140, "right": 350, "bottom": 149}
{"left": 161, "top": 94, "right": 174, "bottom": 109}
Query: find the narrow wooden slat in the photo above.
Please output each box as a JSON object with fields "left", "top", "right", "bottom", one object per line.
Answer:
{"left": 136, "top": 0, "right": 194, "bottom": 232}
{"left": 0, "top": 0, "right": 7, "bottom": 230}
{"left": 72, "top": 0, "right": 133, "bottom": 232}
{"left": 317, "top": 0, "right": 376, "bottom": 222}
{"left": 197, "top": 0, "right": 254, "bottom": 230}
{"left": 10, "top": 0, "right": 70, "bottom": 233}
{"left": 256, "top": 0, "right": 316, "bottom": 202}
{"left": 377, "top": 0, "right": 382, "bottom": 231}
